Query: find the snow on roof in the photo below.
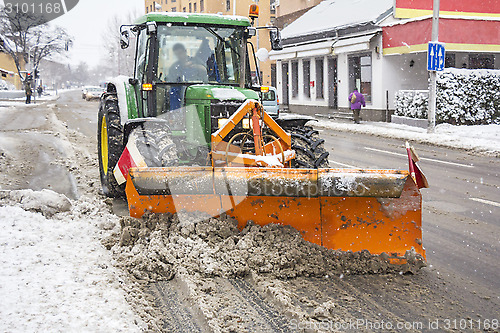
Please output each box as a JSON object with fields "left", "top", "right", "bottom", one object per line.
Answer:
{"left": 281, "top": 0, "right": 394, "bottom": 39}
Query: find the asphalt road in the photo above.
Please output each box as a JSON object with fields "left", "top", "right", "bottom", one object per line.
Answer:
{"left": 319, "top": 128, "right": 500, "bottom": 299}
{"left": 2, "top": 90, "right": 498, "bottom": 331}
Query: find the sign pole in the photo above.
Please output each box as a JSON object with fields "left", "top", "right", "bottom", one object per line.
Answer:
{"left": 428, "top": 0, "right": 440, "bottom": 133}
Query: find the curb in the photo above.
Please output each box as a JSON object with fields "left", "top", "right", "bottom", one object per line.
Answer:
{"left": 306, "top": 116, "right": 500, "bottom": 158}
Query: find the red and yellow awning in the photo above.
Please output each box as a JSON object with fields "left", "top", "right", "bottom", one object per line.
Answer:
{"left": 383, "top": 17, "right": 500, "bottom": 55}
{"left": 395, "top": 0, "right": 500, "bottom": 19}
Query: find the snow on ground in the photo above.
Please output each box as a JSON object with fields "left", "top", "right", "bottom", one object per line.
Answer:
{"left": 0, "top": 193, "right": 142, "bottom": 332}
{"left": 312, "top": 118, "right": 500, "bottom": 156}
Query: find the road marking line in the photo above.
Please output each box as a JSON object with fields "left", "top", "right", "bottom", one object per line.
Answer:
{"left": 470, "top": 198, "right": 500, "bottom": 208}
{"left": 364, "top": 147, "right": 474, "bottom": 168}
{"left": 329, "top": 160, "right": 360, "bottom": 169}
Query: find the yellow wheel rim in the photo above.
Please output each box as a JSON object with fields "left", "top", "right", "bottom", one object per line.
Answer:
{"left": 101, "top": 115, "right": 109, "bottom": 175}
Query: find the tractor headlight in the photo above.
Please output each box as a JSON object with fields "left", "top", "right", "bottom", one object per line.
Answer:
{"left": 242, "top": 118, "right": 250, "bottom": 129}
{"left": 218, "top": 118, "right": 229, "bottom": 128}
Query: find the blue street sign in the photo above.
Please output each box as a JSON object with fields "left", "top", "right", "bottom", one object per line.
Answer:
{"left": 427, "top": 42, "right": 445, "bottom": 71}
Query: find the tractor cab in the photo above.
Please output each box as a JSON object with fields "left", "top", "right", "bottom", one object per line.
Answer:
{"left": 116, "top": 10, "right": 284, "bottom": 165}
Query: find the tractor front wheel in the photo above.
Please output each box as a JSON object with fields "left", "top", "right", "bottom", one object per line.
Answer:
{"left": 130, "top": 124, "right": 179, "bottom": 167}
{"left": 289, "top": 126, "right": 330, "bottom": 168}
{"left": 97, "top": 95, "right": 124, "bottom": 197}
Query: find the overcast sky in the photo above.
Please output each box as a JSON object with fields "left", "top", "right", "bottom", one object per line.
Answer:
{"left": 50, "top": 0, "right": 145, "bottom": 67}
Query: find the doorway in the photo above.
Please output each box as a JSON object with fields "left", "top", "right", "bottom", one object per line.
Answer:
{"left": 327, "top": 57, "right": 337, "bottom": 109}
{"left": 281, "top": 62, "right": 289, "bottom": 106}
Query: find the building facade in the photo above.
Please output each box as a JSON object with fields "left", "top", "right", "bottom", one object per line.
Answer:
{"left": 270, "top": 0, "right": 500, "bottom": 121}
{"left": 274, "top": 0, "right": 322, "bottom": 29}
{"left": 144, "top": 0, "right": 276, "bottom": 86}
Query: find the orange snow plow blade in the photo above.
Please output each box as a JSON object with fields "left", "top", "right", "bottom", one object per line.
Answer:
{"left": 125, "top": 167, "right": 425, "bottom": 264}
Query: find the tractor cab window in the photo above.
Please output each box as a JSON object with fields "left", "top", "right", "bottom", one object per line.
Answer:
{"left": 261, "top": 90, "right": 276, "bottom": 101}
{"left": 156, "top": 25, "right": 243, "bottom": 86}
{"left": 135, "top": 29, "right": 148, "bottom": 80}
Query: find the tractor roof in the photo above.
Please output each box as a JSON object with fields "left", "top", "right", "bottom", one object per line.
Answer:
{"left": 135, "top": 12, "right": 251, "bottom": 27}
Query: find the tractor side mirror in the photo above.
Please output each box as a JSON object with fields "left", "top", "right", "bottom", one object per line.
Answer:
{"left": 120, "top": 30, "right": 130, "bottom": 49}
{"left": 269, "top": 29, "right": 283, "bottom": 51}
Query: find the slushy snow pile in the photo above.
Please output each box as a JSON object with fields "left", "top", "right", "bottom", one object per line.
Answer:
{"left": 0, "top": 191, "right": 142, "bottom": 332}
{"left": 109, "top": 211, "right": 424, "bottom": 282}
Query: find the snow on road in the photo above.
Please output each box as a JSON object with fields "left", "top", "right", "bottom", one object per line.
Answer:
{"left": 313, "top": 119, "right": 500, "bottom": 156}
{"left": 0, "top": 196, "right": 142, "bottom": 332}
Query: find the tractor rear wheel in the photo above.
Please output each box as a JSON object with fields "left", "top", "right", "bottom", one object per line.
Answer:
{"left": 289, "top": 126, "right": 330, "bottom": 169}
{"left": 130, "top": 124, "right": 179, "bottom": 167}
{"left": 98, "top": 95, "right": 124, "bottom": 197}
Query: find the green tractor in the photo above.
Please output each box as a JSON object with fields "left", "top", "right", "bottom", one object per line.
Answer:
{"left": 97, "top": 11, "right": 427, "bottom": 266}
{"left": 98, "top": 11, "right": 329, "bottom": 197}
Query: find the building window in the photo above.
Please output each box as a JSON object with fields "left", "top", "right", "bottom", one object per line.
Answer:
{"left": 200, "top": 0, "right": 204, "bottom": 11}
{"left": 315, "top": 58, "right": 324, "bottom": 99}
{"left": 445, "top": 53, "right": 455, "bottom": 68}
{"left": 348, "top": 54, "right": 372, "bottom": 103}
{"left": 469, "top": 54, "right": 494, "bottom": 69}
{"left": 291, "top": 61, "right": 298, "bottom": 98}
{"left": 183, "top": 6, "right": 186, "bottom": 11}
{"left": 194, "top": 2, "right": 197, "bottom": 12}
{"left": 303, "top": 60, "right": 311, "bottom": 98}
{"left": 146, "top": 7, "right": 149, "bottom": 13}
{"left": 189, "top": 3, "right": 192, "bottom": 12}
{"left": 171, "top": 7, "right": 176, "bottom": 11}
{"left": 270, "top": 0, "right": 276, "bottom": 15}
{"left": 226, "top": 0, "right": 230, "bottom": 11}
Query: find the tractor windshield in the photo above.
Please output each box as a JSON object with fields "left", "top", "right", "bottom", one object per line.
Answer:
{"left": 156, "top": 25, "right": 244, "bottom": 85}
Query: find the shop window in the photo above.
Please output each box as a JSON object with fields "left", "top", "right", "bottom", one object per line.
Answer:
{"left": 291, "top": 61, "right": 298, "bottom": 98}
{"left": 469, "top": 54, "right": 494, "bottom": 69}
{"left": 303, "top": 60, "right": 310, "bottom": 98}
{"left": 316, "top": 58, "right": 324, "bottom": 99}
{"left": 445, "top": 53, "right": 455, "bottom": 68}
{"left": 348, "top": 54, "right": 371, "bottom": 103}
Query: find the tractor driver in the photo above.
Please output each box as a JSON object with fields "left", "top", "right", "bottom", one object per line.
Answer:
{"left": 168, "top": 43, "right": 208, "bottom": 83}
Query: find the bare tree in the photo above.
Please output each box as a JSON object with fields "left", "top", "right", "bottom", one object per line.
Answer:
{"left": 100, "top": 11, "right": 138, "bottom": 77}
{"left": 0, "top": 9, "right": 71, "bottom": 81}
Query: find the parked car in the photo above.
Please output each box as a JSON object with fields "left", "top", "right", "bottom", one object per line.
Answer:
{"left": 81, "top": 86, "right": 90, "bottom": 99}
{"left": 85, "top": 86, "right": 104, "bottom": 101}
{"left": 260, "top": 86, "right": 279, "bottom": 118}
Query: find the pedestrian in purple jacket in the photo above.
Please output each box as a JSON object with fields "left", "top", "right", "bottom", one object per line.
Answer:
{"left": 348, "top": 89, "right": 366, "bottom": 124}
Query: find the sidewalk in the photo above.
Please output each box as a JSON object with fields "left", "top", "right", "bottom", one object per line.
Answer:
{"left": 0, "top": 90, "right": 60, "bottom": 108}
{"left": 301, "top": 114, "right": 500, "bottom": 157}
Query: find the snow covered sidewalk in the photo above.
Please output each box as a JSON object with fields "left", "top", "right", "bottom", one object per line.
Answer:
{"left": 312, "top": 118, "right": 500, "bottom": 157}
{"left": 0, "top": 192, "right": 141, "bottom": 332}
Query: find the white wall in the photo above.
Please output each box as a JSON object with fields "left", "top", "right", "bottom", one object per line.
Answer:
{"left": 276, "top": 60, "right": 282, "bottom": 100}
{"left": 277, "top": 57, "right": 330, "bottom": 107}
{"left": 371, "top": 35, "right": 384, "bottom": 110}
{"left": 381, "top": 53, "right": 429, "bottom": 110}
{"left": 337, "top": 53, "right": 349, "bottom": 109}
